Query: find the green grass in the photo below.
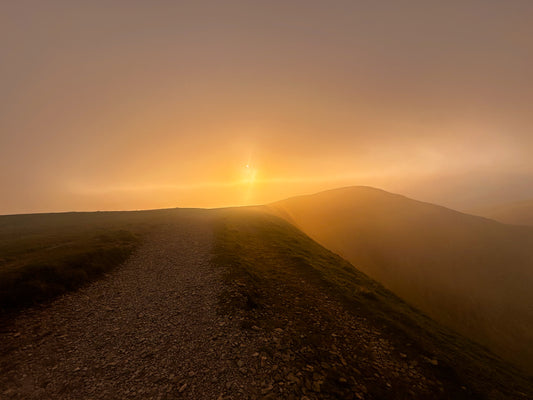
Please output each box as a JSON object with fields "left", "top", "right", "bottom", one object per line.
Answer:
{"left": 0, "top": 214, "right": 145, "bottom": 311}
{"left": 213, "top": 208, "right": 533, "bottom": 399}
{"left": 0, "top": 208, "right": 196, "bottom": 312}
{"left": 0, "top": 229, "right": 139, "bottom": 311}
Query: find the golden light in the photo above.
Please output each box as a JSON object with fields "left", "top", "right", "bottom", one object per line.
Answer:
{"left": 242, "top": 162, "right": 258, "bottom": 203}
{"left": 243, "top": 164, "right": 257, "bottom": 185}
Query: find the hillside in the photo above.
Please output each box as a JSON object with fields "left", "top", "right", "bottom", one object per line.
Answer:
{"left": 214, "top": 208, "right": 533, "bottom": 399}
{"left": 2, "top": 208, "right": 533, "bottom": 398}
{"left": 0, "top": 208, "right": 184, "bottom": 312}
{"left": 269, "top": 186, "right": 533, "bottom": 372}
{"left": 472, "top": 199, "right": 533, "bottom": 226}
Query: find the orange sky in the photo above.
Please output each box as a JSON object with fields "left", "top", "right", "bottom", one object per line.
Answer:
{"left": 1, "top": 1, "right": 533, "bottom": 214}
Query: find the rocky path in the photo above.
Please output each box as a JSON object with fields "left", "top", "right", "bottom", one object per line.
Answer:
{"left": 0, "top": 214, "right": 258, "bottom": 399}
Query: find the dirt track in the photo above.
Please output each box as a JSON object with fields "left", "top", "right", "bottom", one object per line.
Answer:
{"left": 0, "top": 215, "right": 257, "bottom": 399}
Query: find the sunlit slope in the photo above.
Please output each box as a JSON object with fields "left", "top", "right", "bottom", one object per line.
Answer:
{"left": 269, "top": 186, "right": 533, "bottom": 372}
{"left": 214, "top": 208, "right": 533, "bottom": 399}
{"left": 472, "top": 199, "right": 533, "bottom": 226}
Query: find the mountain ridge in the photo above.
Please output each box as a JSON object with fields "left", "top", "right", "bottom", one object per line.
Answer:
{"left": 2, "top": 202, "right": 533, "bottom": 398}
{"left": 268, "top": 186, "right": 533, "bottom": 372}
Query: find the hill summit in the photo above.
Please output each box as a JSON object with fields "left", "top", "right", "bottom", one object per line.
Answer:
{"left": 269, "top": 186, "right": 533, "bottom": 372}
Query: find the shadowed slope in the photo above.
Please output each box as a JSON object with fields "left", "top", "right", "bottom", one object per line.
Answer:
{"left": 269, "top": 186, "right": 533, "bottom": 372}
{"left": 0, "top": 208, "right": 189, "bottom": 312}
{"left": 213, "top": 208, "right": 533, "bottom": 399}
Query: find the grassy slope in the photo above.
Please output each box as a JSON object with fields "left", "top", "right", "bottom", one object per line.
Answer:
{"left": 213, "top": 208, "right": 533, "bottom": 400}
{"left": 0, "top": 208, "right": 194, "bottom": 313}
{"left": 269, "top": 186, "right": 533, "bottom": 372}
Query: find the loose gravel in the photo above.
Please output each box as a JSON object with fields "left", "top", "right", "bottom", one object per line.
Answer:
{"left": 0, "top": 215, "right": 257, "bottom": 400}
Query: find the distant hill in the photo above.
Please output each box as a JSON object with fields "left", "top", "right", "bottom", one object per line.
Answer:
{"left": 269, "top": 186, "right": 533, "bottom": 372}
{"left": 471, "top": 199, "right": 533, "bottom": 226}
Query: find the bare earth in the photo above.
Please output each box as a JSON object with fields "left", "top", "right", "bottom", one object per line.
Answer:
{"left": 0, "top": 215, "right": 258, "bottom": 399}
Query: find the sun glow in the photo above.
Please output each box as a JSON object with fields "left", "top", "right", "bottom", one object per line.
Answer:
{"left": 243, "top": 164, "right": 257, "bottom": 184}
{"left": 242, "top": 163, "right": 258, "bottom": 203}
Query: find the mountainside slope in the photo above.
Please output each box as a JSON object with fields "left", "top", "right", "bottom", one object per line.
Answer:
{"left": 472, "top": 199, "right": 533, "bottom": 226}
{"left": 0, "top": 208, "right": 192, "bottom": 313}
{"left": 268, "top": 186, "right": 533, "bottom": 372}
{"left": 214, "top": 208, "right": 533, "bottom": 399}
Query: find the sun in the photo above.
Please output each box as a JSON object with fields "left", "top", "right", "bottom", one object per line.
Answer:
{"left": 243, "top": 164, "right": 257, "bottom": 185}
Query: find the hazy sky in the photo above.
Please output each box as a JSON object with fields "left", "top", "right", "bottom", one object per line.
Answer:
{"left": 2, "top": 1, "right": 532, "bottom": 214}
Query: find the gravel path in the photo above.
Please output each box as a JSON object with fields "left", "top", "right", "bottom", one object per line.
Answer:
{"left": 0, "top": 214, "right": 257, "bottom": 399}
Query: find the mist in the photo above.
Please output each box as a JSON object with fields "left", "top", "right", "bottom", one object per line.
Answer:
{"left": 2, "top": 1, "right": 533, "bottom": 214}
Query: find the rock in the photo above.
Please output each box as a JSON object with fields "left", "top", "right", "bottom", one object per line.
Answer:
{"left": 312, "top": 373, "right": 323, "bottom": 381}
{"left": 287, "top": 373, "right": 300, "bottom": 384}
{"left": 261, "top": 384, "right": 273, "bottom": 394}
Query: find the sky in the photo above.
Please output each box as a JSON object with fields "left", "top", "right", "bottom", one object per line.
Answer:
{"left": 1, "top": 1, "right": 533, "bottom": 214}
